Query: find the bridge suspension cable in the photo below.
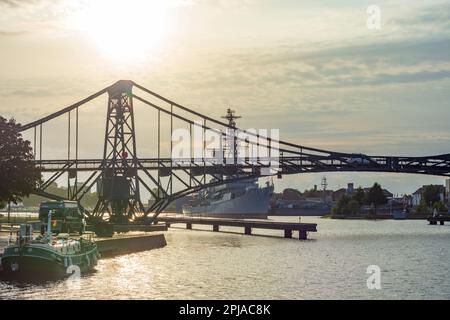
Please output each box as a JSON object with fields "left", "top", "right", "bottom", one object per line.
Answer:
{"left": 12, "top": 80, "right": 450, "bottom": 222}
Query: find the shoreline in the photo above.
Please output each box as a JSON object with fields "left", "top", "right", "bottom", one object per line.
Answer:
{"left": 321, "top": 214, "right": 430, "bottom": 220}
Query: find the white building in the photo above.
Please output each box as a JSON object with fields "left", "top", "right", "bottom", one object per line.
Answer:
{"left": 446, "top": 179, "right": 450, "bottom": 203}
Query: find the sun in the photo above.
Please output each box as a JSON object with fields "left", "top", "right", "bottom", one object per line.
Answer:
{"left": 66, "top": 0, "right": 170, "bottom": 62}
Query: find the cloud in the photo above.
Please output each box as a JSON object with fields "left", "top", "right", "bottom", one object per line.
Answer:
{"left": 201, "top": 37, "right": 450, "bottom": 89}
{"left": 389, "top": 2, "right": 450, "bottom": 27}
{"left": 0, "top": 30, "right": 27, "bottom": 36}
{"left": 0, "top": 0, "right": 46, "bottom": 8}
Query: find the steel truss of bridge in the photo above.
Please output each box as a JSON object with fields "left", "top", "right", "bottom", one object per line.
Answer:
{"left": 17, "top": 80, "right": 450, "bottom": 222}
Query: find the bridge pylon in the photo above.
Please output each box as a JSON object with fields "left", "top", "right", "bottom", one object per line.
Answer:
{"left": 16, "top": 80, "right": 450, "bottom": 226}
{"left": 92, "top": 80, "right": 144, "bottom": 222}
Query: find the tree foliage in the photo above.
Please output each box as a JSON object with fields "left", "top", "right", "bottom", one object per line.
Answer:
{"left": 21, "top": 182, "right": 98, "bottom": 209}
{"left": 332, "top": 194, "right": 361, "bottom": 215}
{"left": 353, "top": 187, "right": 366, "bottom": 205}
{"left": 332, "top": 183, "right": 390, "bottom": 216}
{"left": 414, "top": 202, "right": 429, "bottom": 214}
{"left": 433, "top": 201, "right": 448, "bottom": 213}
{"left": 422, "top": 185, "right": 442, "bottom": 207}
{"left": 0, "top": 117, "right": 41, "bottom": 204}
{"left": 302, "top": 188, "right": 322, "bottom": 198}
{"left": 366, "top": 183, "right": 387, "bottom": 212}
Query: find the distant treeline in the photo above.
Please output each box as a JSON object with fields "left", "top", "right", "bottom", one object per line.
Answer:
{"left": 21, "top": 182, "right": 98, "bottom": 209}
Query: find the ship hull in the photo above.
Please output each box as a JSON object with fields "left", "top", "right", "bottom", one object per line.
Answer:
{"left": 0, "top": 243, "right": 98, "bottom": 281}
{"left": 1, "top": 255, "right": 66, "bottom": 281}
{"left": 183, "top": 187, "right": 273, "bottom": 219}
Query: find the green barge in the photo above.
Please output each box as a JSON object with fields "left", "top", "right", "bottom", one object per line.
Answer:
{"left": 0, "top": 211, "right": 98, "bottom": 281}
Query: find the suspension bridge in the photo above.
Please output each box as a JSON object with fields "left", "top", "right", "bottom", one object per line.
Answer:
{"left": 17, "top": 80, "right": 450, "bottom": 224}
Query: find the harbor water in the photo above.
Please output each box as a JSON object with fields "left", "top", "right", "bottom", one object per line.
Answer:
{"left": 1, "top": 216, "right": 450, "bottom": 300}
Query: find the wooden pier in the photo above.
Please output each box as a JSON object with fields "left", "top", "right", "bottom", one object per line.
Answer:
{"left": 428, "top": 216, "right": 450, "bottom": 225}
{"left": 156, "top": 215, "right": 317, "bottom": 240}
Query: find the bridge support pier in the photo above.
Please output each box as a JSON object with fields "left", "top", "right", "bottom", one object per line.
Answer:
{"left": 186, "top": 223, "right": 192, "bottom": 230}
{"left": 299, "top": 230, "right": 308, "bottom": 240}
{"left": 213, "top": 225, "right": 219, "bottom": 232}
{"left": 244, "top": 227, "right": 252, "bottom": 235}
{"left": 284, "top": 229, "right": 292, "bottom": 239}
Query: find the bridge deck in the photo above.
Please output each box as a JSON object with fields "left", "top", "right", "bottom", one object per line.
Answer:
{"left": 155, "top": 215, "right": 317, "bottom": 240}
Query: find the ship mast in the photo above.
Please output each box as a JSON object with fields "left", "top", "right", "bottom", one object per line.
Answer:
{"left": 321, "top": 177, "right": 328, "bottom": 204}
{"left": 221, "top": 108, "right": 242, "bottom": 162}
{"left": 222, "top": 108, "right": 241, "bottom": 128}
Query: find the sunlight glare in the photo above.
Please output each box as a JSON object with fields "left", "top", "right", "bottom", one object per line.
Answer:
{"left": 66, "top": 0, "right": 170, "bottom": 62}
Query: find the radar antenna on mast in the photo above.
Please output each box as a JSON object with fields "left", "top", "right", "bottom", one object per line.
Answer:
{"left": 221, "top": 108, "right": 242, "bottom": 128}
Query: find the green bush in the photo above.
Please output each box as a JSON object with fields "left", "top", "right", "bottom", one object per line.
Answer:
{"left": 345, "top": 200, "right": 361, "bottom": 215}
{"left": 333, "top": 195, "right": 361, "bottom": 215}
{"left": 415, "top": 202, "right": 429, "bottom": 214}
{"left": 433, "top": 201, "right": 448, "bottom": 213}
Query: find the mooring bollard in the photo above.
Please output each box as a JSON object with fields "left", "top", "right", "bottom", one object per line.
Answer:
{"left": 186, "top": 223, "right": 192, "bottom": 230}
{"left": 244, "top": 226, "right": 252, "bottom": 235}
{"left": 213, "top": 225, "right": 219, "bottom": 232}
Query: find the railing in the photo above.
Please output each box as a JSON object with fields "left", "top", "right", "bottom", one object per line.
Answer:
{"left": 0, "top": 223, "right": 20, "bottom": 233}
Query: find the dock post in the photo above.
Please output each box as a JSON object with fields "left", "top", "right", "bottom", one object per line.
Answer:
{"left": 299, "top": 230, "right": 307, "bottom": 240}
{"left": 440, "top": 221, "right": 445, "bottom": 225}
{"left": 186, "top": 223, "right": 192, "bottom": 230}
{"left": 165, "top": 222, "right": 171, "bottom": 228}
{"left": 213, "top": 225, "right": 219, "bottom": 232}
{"left": 284, "top": 229, "right": 292, "bottom": 238}
{"left": 244, "top": 227, "right": 252, "bottom": 235}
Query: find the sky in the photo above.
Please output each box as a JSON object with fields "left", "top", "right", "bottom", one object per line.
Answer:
{"left": 1, "top": 0, "right": 449, "bottom": 198}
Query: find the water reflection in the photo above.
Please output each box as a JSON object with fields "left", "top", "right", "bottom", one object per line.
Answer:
{"left": 1, "top": 217, "right": 450, "bottom": 299}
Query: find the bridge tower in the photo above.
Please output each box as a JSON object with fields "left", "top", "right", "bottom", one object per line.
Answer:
{"left": 93, "top": 80, "right": 144, "bottom": 222}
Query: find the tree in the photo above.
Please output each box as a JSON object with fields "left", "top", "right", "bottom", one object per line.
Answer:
{"left": 0, "top": 117, "right": 41, "bottom": 204}
{"left": 354, "top": 187, "right": 366, "bottom": 206}
{"left": 22, "top": 182, "right": 99, "bottom": 209}
{"left": 366, "top": 183, "right": 387, "bottom": 213}
{"left": 333, "top": 194, "right": 351, "bottom": 215}
{"left": 332, "top": 195, "right": 361, "bottom": 216}
{"left": 433, "top": 201, "right": 447, "bottom": 213}
{"left": 415, "top": 202, "right": 429, "bottom": 214}
{"left": 346, "top": 200, "right": 361, "bottom": 215}
{"left": 422, "top": 185, "right": 442, "bottom": 208}
{"left": 303, "top": 188, "right": 321, "bottom": 198}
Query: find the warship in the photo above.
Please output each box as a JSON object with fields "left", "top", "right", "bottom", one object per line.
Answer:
{"left": 182, "top": 109, "right": 274, "bottom": 219}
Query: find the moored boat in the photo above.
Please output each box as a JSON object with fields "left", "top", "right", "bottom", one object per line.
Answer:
{"left": 0, "top": 211, "right": 98, "bottom": 281}
{"left": 181, "top": 108, "right": 274, "bottom": 219}
{"left": 392, "top": 209, "right": 409, "bottom": 220}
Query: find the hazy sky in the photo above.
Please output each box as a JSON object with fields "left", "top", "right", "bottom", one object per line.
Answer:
{"left": 1, "top": 0, "right": 449, "bottom": 197}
